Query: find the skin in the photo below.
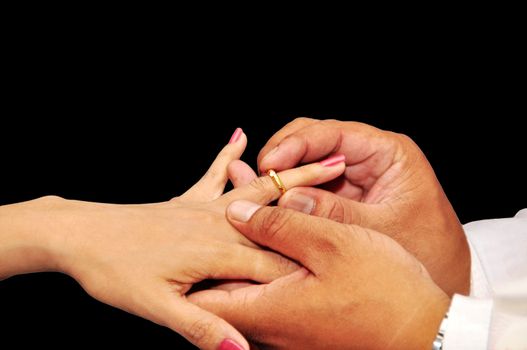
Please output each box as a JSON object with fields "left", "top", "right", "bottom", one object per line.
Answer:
{"left": 0, "top": 130, "right": 346, "bottom": 350}
{"left": 230, "top": 118, "right": 470, "bottom": 296}
{"left": 190, "top": 200, "right": 451, "bottom": 349}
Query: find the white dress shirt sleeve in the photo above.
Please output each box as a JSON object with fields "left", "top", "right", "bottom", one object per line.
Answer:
{"left": 443, "top": 209, "right": 527, "bottom": 350}
{"left": 443, "top": 294, "right": 493, "bottom": 350}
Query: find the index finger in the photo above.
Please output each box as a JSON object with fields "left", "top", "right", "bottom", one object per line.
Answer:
{"left": 257, "top": 119, "right": 343, "bottom": 173}
{"left": 256, "top": 117, "right": 319, "bottom": 171}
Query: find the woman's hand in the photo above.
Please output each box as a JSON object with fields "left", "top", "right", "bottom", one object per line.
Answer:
{"left": 0, "top": 128, "right": 347, "bottom": 350}
{"left": 190, "top": 201, "right": 451, "bottom": 349}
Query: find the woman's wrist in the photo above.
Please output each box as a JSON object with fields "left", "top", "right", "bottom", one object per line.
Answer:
{"left": 0, "top": 196, "right": 71, "bottom": 279}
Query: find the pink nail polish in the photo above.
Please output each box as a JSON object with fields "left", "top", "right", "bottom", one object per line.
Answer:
{"left": 228, "top": 128, "right": 243, "bottom": 144}
{"left": 320, "top": 154, "right": 346, "bottom": 167}
{"left": 218, "top": 338, "right": 244, "bottom": 350}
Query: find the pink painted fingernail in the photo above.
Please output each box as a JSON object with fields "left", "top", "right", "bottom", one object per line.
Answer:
{"left": 228, "top": 128, "right": 243, "bottom": 144}
{"left": 320, "top": 154, "right": 346, "bottom": 167}
{"left": 219, "top": 338, "right": 245, "bottom": 350}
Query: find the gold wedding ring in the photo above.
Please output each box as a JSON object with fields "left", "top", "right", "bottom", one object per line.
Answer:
{"left": 267, "top": 169, "right": 287, "bottom": 194}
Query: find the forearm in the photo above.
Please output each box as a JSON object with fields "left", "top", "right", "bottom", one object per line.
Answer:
{"left": 0, "top": 196, "right": 65, "bottom": 280}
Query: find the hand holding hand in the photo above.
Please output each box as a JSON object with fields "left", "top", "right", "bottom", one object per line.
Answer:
{"left": 256, "top": 118, "right": 470, "bottom": 295}
{"left": 190, "top": 201, "right": 450, "bottom": 349}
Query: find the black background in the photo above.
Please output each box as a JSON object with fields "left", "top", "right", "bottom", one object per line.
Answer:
{"left": 1, "top": 24, "right": 525, "bottom": 348}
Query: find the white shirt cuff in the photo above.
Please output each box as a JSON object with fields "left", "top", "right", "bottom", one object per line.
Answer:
{"left": 468, "top": 239, "right": 492, "bottom": 298}
{"left": 443, "top": 294, "right": 493, "bottom": 350}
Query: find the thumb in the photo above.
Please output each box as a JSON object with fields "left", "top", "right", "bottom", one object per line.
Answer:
{"left": 278, "top": 187, "right": 378, "bottom": 226}
{"left": 162, "top": 298, "right": 249, "bottom": 350}
{"left": 226, "top": 200, "right": 347, "bottom": 273}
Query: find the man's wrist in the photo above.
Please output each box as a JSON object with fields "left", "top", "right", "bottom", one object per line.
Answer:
{"left": 398, "top": 286, "right": 451, "bottom": 350}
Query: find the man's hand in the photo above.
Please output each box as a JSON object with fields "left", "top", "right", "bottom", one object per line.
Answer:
{"left": 255, "top": 118, "right": 470, "bottom": 296}
{"left": 190, "top": 201, "right": 450, "bottom": 349}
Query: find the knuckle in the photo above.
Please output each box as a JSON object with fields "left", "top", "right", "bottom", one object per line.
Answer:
{"left": 393, "top": 132, "right": 417, "bottom": 147}
{"left": 186, "top": 318, "right": 215, "bottom": 345}
{"left": 248, "top": 176, "right": 276, "bottom": 202}
{"left": 286, "top": 132, "right": 305, "bottom": 145}
{"left": 204, "top": 167, "right": 221, "bottom": 181}
{"left": 326, "top": 199, "right": 346, "bottom": 223}
{"left": 259, "top": 208, "right": 291, "bottom": 241}
{"left": 32, "top": 195, "right": 68, "bottom": 210}
{"left": 169, "top": 196, "right": 180, "bottom": 203}
{"left": 324, "top": 198, "right": 358, "bottom": 225}
{"left": 290, "top": 116, "right": 315, "bottom": 127}
{"left": 390, "top": 132, "right": 425, "bottom": 160}
{"left": 37, "top": 195, "right": 65, "bottom": 205}
{"left": 319, "top": 118, "right": 338, "bottom": 125}
{"left": 249, "top": 176, "right": 269, "bottom": 192}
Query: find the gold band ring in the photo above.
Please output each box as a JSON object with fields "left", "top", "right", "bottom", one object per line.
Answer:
{"left": 267, "top": 169, "right": 287, "bottom": 195}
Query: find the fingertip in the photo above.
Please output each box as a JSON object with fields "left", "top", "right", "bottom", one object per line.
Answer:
{"left": 239, "top": 131, "right": 248, "bottom": 147}
{"left": 219, "top": 338, "right": 249, "bottom": 350}
{"left": 186, "top": 289, "right": 256, "bottom": 350}
{"left": 228, "top": 127, "right": 243, "bottom": 144}
{"left": 226, "top": 129, "right": 248, "bottom": 154}
{"left": 169, "top": 299, "right": 250, "bottom": 350}
{"left": 319, "top": 153, "right": 346, "bottom": 167}
{"left": 227, "top": 200, "right": 262, "bottom": 223}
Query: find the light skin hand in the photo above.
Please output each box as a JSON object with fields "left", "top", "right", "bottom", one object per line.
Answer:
{"left": 255, "top": 118, "right": 470, "bottom": 296}
{"left": 189, "top": 201, "right": 451, "bottom": 349}
{"left": 0, "top": 129, "right": 346, "bottom": 350}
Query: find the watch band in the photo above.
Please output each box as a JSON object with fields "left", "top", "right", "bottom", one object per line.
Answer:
{"left": 432, "top": 312, "right": 449, "bottom": 350}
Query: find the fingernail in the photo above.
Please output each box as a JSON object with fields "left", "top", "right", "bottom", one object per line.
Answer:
{"left": 219, "top": 339, "right": 245, "bottom": 350}
{"left": 227, "top": 200, "right": 261, "bottom": 222}
{"left": 320, "top": 154, "right": 346, "bottom": 167}
{"left": 218, "top": 339, "right": 244, "bottom": 350}
{"left": 283, "top": 192, "right": 315, "bottom": 214}
{"left": 228, "top": 128, "right": 243, "bottom": 144}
